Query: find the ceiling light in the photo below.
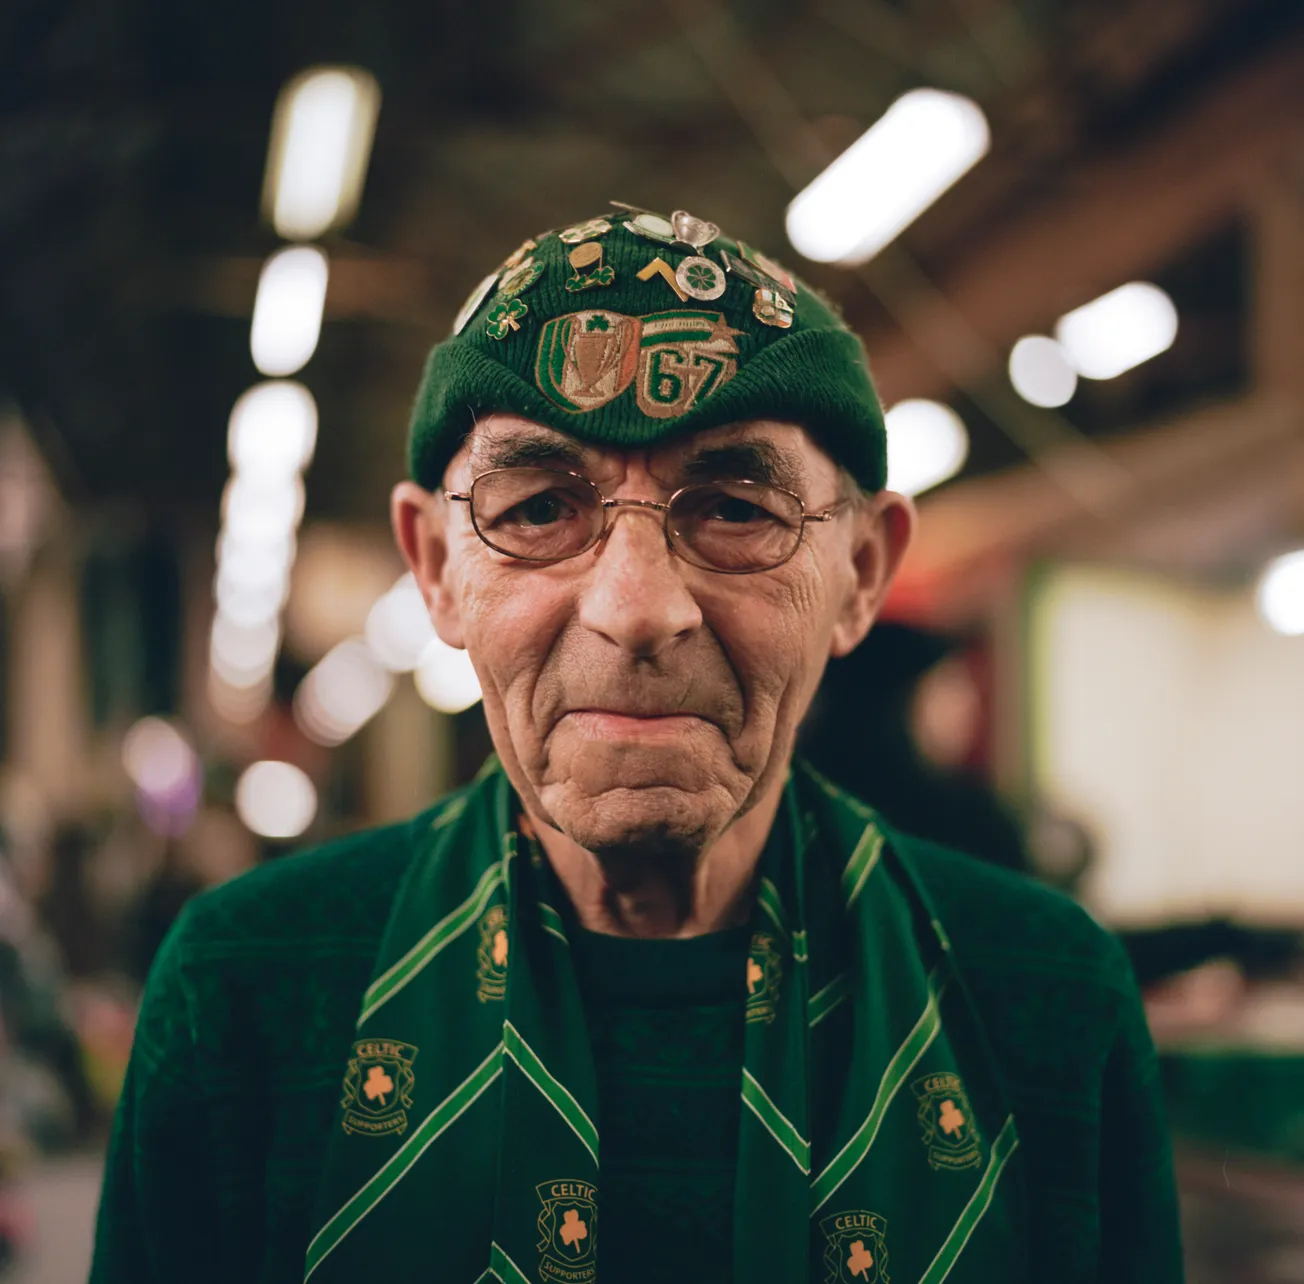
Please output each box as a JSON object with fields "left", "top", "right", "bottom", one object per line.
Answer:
{"left": 227, "top": 381, "right": 318, "bottom": 481}
{"left": 251, "top": 246, "right": 329, "bottom": 377}
{"left": 785, "top": 88, "right": 990, "bottom": 266}
{"left": 885, "top": 400, "right": 969, "bottom": 497}
{"left": 235, "top": 760, "right": 317, "bottom": 839}
{"left": 264, "top": 66, "right": 381, "bottom": 241}
{"left": 1008, "top": 335, "right": 1078, "bottom": 408}
{"left": 365, "top": 573, "right": 435, "bottom": 673}
{"left": 414, "top": 635, "right": 482, "bottom": 714}
{"left": 294, "top": 637, "right": 395, "bottom": 746}
{"left": 1256, "top": 550, "right": 1304, "bottom": 637}
{"left": 1054, "top": 282, "right": 1178, "bottom": 380}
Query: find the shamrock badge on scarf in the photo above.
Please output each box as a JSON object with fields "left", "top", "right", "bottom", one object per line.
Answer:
{"left": 486, "top": 297, "right": 528, "bottom": 339}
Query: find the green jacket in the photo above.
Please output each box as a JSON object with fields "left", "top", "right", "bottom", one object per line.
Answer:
{"left": 91, "top": 789, "right": 1182, "bottom": 1283}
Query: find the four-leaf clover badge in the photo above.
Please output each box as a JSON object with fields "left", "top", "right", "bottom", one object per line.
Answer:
{"left": 675, "top": 254, "right": 726, "bottom": 301}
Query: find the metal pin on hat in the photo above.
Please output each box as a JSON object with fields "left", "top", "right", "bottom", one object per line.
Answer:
{"left": 671, "top": 209, "right": 720, "bottom": 250}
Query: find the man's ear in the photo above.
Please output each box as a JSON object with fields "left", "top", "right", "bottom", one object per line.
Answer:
{"left": 391, "top": 480, "right": 465, "bottom": 648}
{"left": 829, "top": 490, "right": 916, "bottom": 658}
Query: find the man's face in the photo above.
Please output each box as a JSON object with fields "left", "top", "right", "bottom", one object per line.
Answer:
{"left": 403, "top": 414, "right": 910, "bottom": 862}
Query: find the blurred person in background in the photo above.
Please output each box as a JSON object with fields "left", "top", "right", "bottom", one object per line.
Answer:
{"left": 800, "top": 624, "right": 1034, "bottom": 875}
{"left": 92, "top": 211, "right": 1182, "bottom": 1283}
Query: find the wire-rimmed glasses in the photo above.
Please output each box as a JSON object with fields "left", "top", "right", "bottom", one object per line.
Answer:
{"left": 444, "top": 467, "right": 847, "bottom": 574}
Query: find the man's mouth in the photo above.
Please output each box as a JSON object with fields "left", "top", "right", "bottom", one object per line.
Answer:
{"left": 560, "top": 710, "right": 714, "bottom": 741}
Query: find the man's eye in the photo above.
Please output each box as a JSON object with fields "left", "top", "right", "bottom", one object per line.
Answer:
{"left": 701, "top": 493, "right": 774, "bottom": 524}
{"left": 507, "top": 491, "right": 574, "bottom": 527}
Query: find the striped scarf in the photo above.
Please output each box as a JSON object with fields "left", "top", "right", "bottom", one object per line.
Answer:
{"left": 305, "top": 760, "right": 1025, "bottom": 1283}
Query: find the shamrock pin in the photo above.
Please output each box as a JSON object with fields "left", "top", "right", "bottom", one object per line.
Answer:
{"left": 559, "top": 217, "right": 612, "bottom": 244}
{"left": 497, "top": 257, "right": 544, "bottom": 298}
{"left": 565, "top": 242, "right": 615, "bottom": 292}
{"left": 485, "top": 297, "right": 528, "bottom": 339}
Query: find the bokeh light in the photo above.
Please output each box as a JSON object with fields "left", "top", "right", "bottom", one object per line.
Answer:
{"left": 294, "top": 637, "right": 395, "bottom": 745}
{"left": 414, "top": 635, "right": 482, "bottom": 714}
{"left": 1054, "top": 282, "right": 1178, "bottom": 380}
{"left": 234, "top": 760, "right": 318, "bottom": 838}
{"left": 1008, "top": 335, "right": 1078, "bottom": 408}
{"left": 226, "top": 381, "right": 318, "bottom": 481}
{"left": 786, "top": 89, "right": 989, "bottom": 266}
{"left": 1256, "top": 550, "right": 1304, "bottom": 637}
{"left": 365, "top": 573, "right": 436, "bottom": 673}
{"left": 884, "top": 400, "right": 969, "bottom": 497}
{"left": 251, "top": 246, "right": 329, "bottom": 377}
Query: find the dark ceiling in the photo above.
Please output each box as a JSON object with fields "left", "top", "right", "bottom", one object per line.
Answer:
{"left": 0, "top": 0, "right": 1299, "bottom": 531}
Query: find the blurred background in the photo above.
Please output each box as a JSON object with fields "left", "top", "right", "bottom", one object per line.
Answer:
{"left": 1, "top": 0, "right": 1303, "bottom": 1277}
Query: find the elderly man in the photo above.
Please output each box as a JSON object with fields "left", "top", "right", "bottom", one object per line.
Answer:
{"left": 92, "top": 209, "right": 1183, "bottom": 1283}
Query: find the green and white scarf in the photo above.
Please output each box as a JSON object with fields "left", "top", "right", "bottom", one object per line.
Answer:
{"left": 305, "top": 760, "right": 1025, "bottom": 1283}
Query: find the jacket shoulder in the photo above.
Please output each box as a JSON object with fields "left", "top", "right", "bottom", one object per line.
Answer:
{"left": 174, "top": 797, "right": 451, "bottom": 951}
{"left": 891, "top": 829, "right": 1135, "bottom": 996}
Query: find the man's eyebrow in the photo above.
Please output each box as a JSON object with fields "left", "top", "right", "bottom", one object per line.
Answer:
{"left": 470, "top": 431, "right": 588, "bottom": 473}
{"left": 678, "top": 441, "right": 807, "bottom": 493}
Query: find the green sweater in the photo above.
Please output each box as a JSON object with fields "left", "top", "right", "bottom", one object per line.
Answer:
{"left": 570, "top": 924, "right": 750, "bottom": 1281}
{"left": 91, "top": 806, "right": 1182, "bottom": 1282}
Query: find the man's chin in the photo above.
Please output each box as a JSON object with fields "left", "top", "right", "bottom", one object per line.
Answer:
{"left": 536, "top": 782, "right": 729, "bottom": 864}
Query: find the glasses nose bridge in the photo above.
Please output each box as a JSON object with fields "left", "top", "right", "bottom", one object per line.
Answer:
{"left": 593, "top": 495, "right": 674, "bottom": 553}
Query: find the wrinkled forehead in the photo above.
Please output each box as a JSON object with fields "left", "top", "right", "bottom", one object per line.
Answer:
{"left": 448, "top": 413, "right": 841, "bottom": 494}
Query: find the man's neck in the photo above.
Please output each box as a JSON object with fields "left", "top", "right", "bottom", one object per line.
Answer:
{"left": 526, "top": 784, "right": 784, "bottom": 939}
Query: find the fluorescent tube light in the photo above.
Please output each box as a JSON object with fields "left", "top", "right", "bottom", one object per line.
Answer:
{"left": 264, "top": 66, "right": 380, "bottom": 241}
{"left": 786, "top": 88, "right": 990, "bottom": 266}
{"left": 1054, "top": 282, "right": 1178, "bottom": 380}
{"left": 251, "top": 246, "right": 329, "bottom": 376}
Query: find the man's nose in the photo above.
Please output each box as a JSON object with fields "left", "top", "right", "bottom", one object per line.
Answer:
{"left": 576, "top": 505, "right": 702, "bottom": 656}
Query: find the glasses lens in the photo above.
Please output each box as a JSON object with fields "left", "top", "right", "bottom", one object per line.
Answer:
{"left": 669, "top": 482, "right": 803, "bottom": 572}
{"left": 470, "top": 469, "right": 602, "bottom": 561}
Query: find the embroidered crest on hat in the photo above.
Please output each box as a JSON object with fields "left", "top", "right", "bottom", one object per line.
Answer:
{"left": 536, "top": 311, "right": 642, "bottom": 411}
{"left": 340, "top": 1039, "right": 418, "bottom": 1138}
{"left": 635, "top": 310, "right": 742, "bottom": 420}
{"left": 676, "top": 255, "right": 727, "bottom": 301}
{"left": 536, "top": 1180, "right": 598, "bottom": 1284}
{"left": 452, "top": 271, "right": 500, "bottom": 336}
{"left": 819, "top": 1210, "right": 890, "bottom": 1283}
{"left": 745, "top": 930, "right": 783, "bottom": 1024}
{"left": 559, "top": 217, "right": 612, "bottom": 244}
{"left": 564, "top": 242, "right": 615, "bottom": 292}
{"left": 911, "top": 1071, "right": 983, "bottom": 1171}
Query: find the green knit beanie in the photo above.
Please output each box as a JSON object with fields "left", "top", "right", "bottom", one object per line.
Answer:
{"left": 407, "top": 206, "right": 887, "bottom": 491}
